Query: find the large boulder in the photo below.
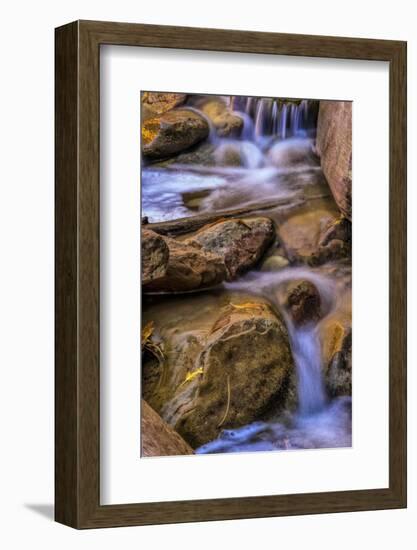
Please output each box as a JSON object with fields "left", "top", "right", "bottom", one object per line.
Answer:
{"left": 141, "top": 400, "right": 193, "bottom": 457}
{"left": 142, "top": 109, "right": 209, "bottom": 160}
{"left": 200, "top": 99, "right": 243, "bottom": 137}
{"left": 316, "top": 101, "right": 352, "bottom": 220}
{"left": 189, "top": 217, "right": 275, "bottom": 279}
{"left": 142, "top": 297, "right": 295, "bottom": 448}
{"left": 142, "top": 217, "right": 275, "bottom": 292}
{"left": 142, "top": 229, "right": 227, "bottom": 293}
{"left": 141, "top": 92, "right": 187, "bottom": 121}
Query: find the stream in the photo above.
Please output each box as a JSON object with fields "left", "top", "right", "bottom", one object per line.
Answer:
{"left": 142, "top": 95, "right": 352, "bottom": 454}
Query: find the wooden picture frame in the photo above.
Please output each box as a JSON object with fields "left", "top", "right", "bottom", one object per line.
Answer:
{"left": 55, "top": 20, "right": 407, "bottom": 528}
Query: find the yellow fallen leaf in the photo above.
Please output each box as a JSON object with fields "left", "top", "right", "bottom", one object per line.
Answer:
{"left": 230, "top": 302, "right": 266, "bottom": 311}
{"left": 141, "top": 321, "right": 154, "bottom": 347}
{"left": 179, "top": 368, "right": 204, "bottom": 388}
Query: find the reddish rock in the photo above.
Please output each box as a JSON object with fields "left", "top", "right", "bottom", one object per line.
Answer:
{"left": 142, "top": 229, "right": 227, "bottom": 293}
{"left": 141, "top": 400, "right": 193, "bottom": 457}
{"left": 316, "top": 101, "right": 352, "bottom": 220}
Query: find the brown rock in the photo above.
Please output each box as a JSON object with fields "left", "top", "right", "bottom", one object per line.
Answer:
{"left": 141, "top": 92, "right": 186, "bottom": 120}
{"left": 142, "top": 109, "right": 209, "bottom": 160}
{"left": 278, "top": 206, "right": 339, "bottom": 263}
{"left": 201, "top": 99, "right": 243, "bottom": 137}
{"left": 142, "top": 229, "right": 226, "bottom": 293}
{"left": 141, "top": 400, "right": 193, "bottom": 457}
{"left": 316, "top": 101, "right": 352, "bottom": 220}
{"left": 189, "top": 217, "right": 275, "bottom": 279}
{"left": 318, "top": 280, "right": 352, "bottom": 397}
{"left": 285, "top": 280, "right": 322, "bottom": 326}
{"left": 142, "top": 229, "right": 169, "bottom": 286}
{"left": 142, "top": 296, "right": 295, "bottom": 449}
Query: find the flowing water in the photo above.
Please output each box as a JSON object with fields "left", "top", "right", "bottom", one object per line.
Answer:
{"left": 142, "top": 96, "right": 352, "bottom": 454}
{"left": 195, "top": 269, "right": 351, "bottom": 453}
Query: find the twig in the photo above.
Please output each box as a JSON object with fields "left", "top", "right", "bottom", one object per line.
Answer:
{"left": 217, "top": 374, "right": 231, "bottom": 428}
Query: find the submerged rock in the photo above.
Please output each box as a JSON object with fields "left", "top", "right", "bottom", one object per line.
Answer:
{"left": 141, "top": 92, "right": 187, "bottom": 121}
{"left": 189, "top": 217, "right": 275, "bottom": 279}
{"left": 142, "top": 296, "right": 295, "bottom": 448}
{"left": 200, "top": 99, "right": 243, "bottom": 137}
{"left": 267, "top": 138, "right": 318, "bottom": 168}
{"left": 142, "top": 109, "right": 209, "bottom": 160}
{"left": 261, "top": 254, "right": 290, "bottom": 272}
{"left": 284, "top": 280, "right": 322, "bottom": 326}
{"left": 214, "top": 141, "right": 263, "bottom": 169}
{"left": 142, "top": 229, "right": 227, "bottom": 292}
{"left": 141, "top": 399, "right": 193, "bottom": 457}
{"left": 316, "top": 101, "right": 352, "bottom": 220}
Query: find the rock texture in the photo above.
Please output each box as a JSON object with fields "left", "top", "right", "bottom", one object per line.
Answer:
{"left": 189, "top": 217, "right": 275, "bottom": 279}
{"left": 142, "top": 229, "right": 227, "bottom": 293}
{"left": 200, "top": 99, "right": 243, "bottom": 137}
{"left": 142, "top": 217, "right": 275, "bottom": 292}
{"left": 141, "top": 400, "right": 193, "bottom": 457}
{"left": 278, "top": 207, "right": 351, "bottom": 266}
{"left": 141, "top": 92, "right": 187, "bottom": 121}
{"left": 318, "top": 285, "right": 352, "bottom": 397}
{"left": 142, "top": 229, "right": 169, "bottom": 286}
{"left": 142, "top": 109, "right": 209, "bottom": 160}
{"left": 284, "top": 280, "right": 322, "bottom": 326}
{"left": 278, "top": 206, "right": 339, "bottom": 263}
{"left": 316, "top": 101, "right": 352, "bottom": 220}
{"left": 142, "top": 297, "right": 295, "bottom": 448}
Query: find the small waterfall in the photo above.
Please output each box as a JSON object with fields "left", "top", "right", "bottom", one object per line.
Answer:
{"left": 279, "top": 103, "right": 288, "bottom": 139}
{"left": 288, "top": 325, "right": 326, "bottom": 415}
{"left": 195, "top": 269, "right": 351, "bottom": 455}
{"left": 230, "top": 97, "right": 316, "bottom": 143}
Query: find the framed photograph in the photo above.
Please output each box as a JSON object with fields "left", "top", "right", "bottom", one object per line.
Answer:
{"left": 55, "top": 20, "right": 407, "bottom": 528}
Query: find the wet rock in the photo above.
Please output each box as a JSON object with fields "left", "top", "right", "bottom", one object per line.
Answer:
{"left": 152, "top": 143, "right": 216, "bottom": 168}
{"left": 143, "top": 298, "right": 294, "bottom": 448}
{"left": 142, "top": 109, "right": 209, "bottom": 160}
{"left": 214, "top": 141, "right": 263, "bottom": 169}
{"left": 182, "top": 189, "right": 212, "bottom": 211}
{"left": 316, "top": 101, "right": 352, "bottom": 220}
{"left": 142, "top": 229, "right": 227, "bottom": 292}
{"left": 277, "top": 206, "right": 339, "bottom": 263}
{"left": 142, "top": 229, "right": 169, "bottom": 286}
{"left": 141, "top": 400, "right": 193, "bottom": 457}
{"left": 309, "top": 217, "right": 352, "bottom": 266}
{"left": 267, "top": 138, "right": 319, "bottom": 168}
{"left": 141, "top": 92, "right": 187, "bottom": 121}
{"left": 285, "top": 280, "right": 322, "bottom": 326}
{"left": 261, "top": 254, "right": 289, "bottom": 272}
{"left": 318, "top": 278, "right": 352, "bottom": 399}
{"left": 200, "top": 99, "right": 243, "bottom": 137}
{"left": 189, "top": 217, "right": 275, "bottom": 279}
